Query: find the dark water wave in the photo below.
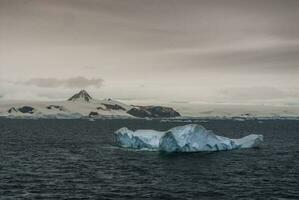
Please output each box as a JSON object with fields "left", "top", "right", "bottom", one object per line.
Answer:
{"left": 0, "top": 119, "right": 298, "bottom": 199}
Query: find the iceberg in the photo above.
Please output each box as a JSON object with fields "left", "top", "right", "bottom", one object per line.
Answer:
{"left": 114, "top": 127, "right": 164, "bottom": 149}
{"left": 114, "top": 124, "right": 263, "bottom": 152}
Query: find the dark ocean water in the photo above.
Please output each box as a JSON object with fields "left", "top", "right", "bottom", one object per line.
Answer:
{"left": 0, "top": 119, "right": 298, "bottom": 200}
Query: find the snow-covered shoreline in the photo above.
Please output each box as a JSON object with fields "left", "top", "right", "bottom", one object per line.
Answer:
{"left": 0, "top": 90, "right": 181, "bottom": 119}
{"left": 1, "top": 90, "right": 299, "bottom": 120}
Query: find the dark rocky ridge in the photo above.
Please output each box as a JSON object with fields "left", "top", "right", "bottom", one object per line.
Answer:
{"left": 101, "top": 104, "right": 125, "bottom": 111}
{"left": 8, "top": 106, "right": 35, "bottom": 114}
{"left": 89, "top": 111, "right": 99, "bottom": 117}
{"left": 46, "top": 105, "right": 65, "bottom": 111}
{"left": 68, "top": 90, "right": 93, "bottom": 102}
{"left": 18, "top": 106, "right": 35, "bottom": 114}
{"left": 127, "top": 106, "right": 181, "bottom": 118}
{"left": 127, "top": 107, "right": 150, "bottom": 118}
{"left": 8, "top": 107, "right": 18, "bottom": 113}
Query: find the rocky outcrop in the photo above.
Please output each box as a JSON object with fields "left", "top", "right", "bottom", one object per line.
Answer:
{"left": 8, "top": 107, "right": 18, "bottom": 113}
{"left": 88, "top": 111, "right": 99, "bottom": 117}
{"left": 127, "top": 107, "right": 151, "bottom": 118}
{"left": 46, "top": 105, "right": 65, "bottom": 111}
{"left": 18, "top": 106, "right": 35, "bottom": 114}
{"left": 127, "top": 106, "right": 180, "bottom": 118}
{"left": 101, "top": 103, "right": 125, "bottom": 111}
{"left": 68, "top": 90, "right": 93, "bottom": 102}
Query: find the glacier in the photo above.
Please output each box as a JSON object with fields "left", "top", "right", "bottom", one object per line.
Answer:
{"left": 114, "top": 124, "right": 263, "bottom": 152}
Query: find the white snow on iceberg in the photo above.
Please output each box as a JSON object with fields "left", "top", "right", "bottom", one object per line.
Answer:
{"left": 114, "top": 124, "right": 263, "bottom": 152}
{"left": 114, "top": 127, "right": 164, "bottom": 149}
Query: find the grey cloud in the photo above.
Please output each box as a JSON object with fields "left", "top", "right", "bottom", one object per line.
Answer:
{"left": 2, "top": 0, "right": 299, "bottom": 50}
{"left": 1, "top": 0, "right": 299, "bottom": 74}
{"left": 169, "top": 101, "right": 190, "bottom": 104}
{"left": 159, "top": 40, "right": 299, "bottom": 74}
{"left": 217, "top": 87, "right": 297, "bottom": 101}
{"left": 1, "top": 0, "right": 299, "bottom": 103}
{"left": 25, "top": 76, "right": 103, "bottom": 88}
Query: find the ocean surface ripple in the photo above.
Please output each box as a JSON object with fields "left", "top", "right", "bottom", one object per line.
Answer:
{"left": 0, "top": 119, "right": 298, "bottom": 199}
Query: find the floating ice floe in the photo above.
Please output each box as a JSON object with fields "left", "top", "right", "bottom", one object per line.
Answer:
{"left": 114, "top": 124, "right": 263, "bottom": 152}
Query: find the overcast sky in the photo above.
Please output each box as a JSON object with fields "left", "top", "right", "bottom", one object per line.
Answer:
{"left": 1, "top": 0, "right": 299, "bottom": 105}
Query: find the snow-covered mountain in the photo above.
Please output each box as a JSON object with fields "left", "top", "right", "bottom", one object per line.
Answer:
{"left": 1, "top": 90, "right": 299, "bottom": 119}
{"left": 0, "top": 90, "right": 181, "bottom": 119}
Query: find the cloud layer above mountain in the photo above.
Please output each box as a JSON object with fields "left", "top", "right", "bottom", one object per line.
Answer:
{"left": 1, "top": 0, "right": 299, "bottom": 104}
{"left": 25, "top": 77, "right": 103, "bottom": 88}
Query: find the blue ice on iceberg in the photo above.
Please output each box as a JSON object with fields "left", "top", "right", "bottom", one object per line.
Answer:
{"left": 114, "top": 124, "right": 263, "bottom": 152}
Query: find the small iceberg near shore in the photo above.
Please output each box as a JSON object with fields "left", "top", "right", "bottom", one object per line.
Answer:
{"left": 114, "top": 124, "right": 263, "bottom": 152}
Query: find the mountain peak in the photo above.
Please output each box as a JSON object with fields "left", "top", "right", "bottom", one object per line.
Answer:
{"left": 68, "top": 90, "right": 93, "bottom": 102}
